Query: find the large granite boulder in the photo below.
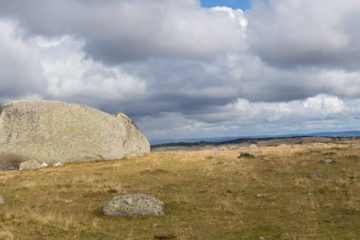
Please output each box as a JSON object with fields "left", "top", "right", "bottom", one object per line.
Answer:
{"left": 0, "top": 100, "right": 149, "bottom": 165}
{"left": 114, "top": 113, "right": 150, "bottom": 157}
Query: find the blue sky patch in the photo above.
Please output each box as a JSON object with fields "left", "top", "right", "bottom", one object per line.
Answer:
{"left": 201, "top": 0, "right": 251, "bottom": 10}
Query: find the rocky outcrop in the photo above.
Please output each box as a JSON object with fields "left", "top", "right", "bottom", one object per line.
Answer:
{"left": 103, "top": 194, "right": 164, "bottom": 216}
{"left": 114, "top": 113, "right": 150, "bottom": 157}
{"left": 0, "top": 100, "right": 149, "bottom": 165}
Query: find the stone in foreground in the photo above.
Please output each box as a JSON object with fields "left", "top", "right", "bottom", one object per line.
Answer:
{"left": 103, "top": 194, "right": 164, "bottom": 216}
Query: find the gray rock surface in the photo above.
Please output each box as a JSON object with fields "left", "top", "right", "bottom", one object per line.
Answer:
{"left": 103, "top": 194, "right": 164, "bottom": 216}
{"left": 239, "top": 151, "right": 258, "bottom": 158}
{"left": 323, "top": 159, "right": 334, "bottom": 164}
{"left": 53, "top": 162, "right": 63, "bottom": 167}
{"left": 311, "top": 172, "right": 324, "bottom": 178}
{"left": 351, "top": 143, "right": 360, "bottom": 149}
{"left": 19, "top": 160, "right": 44, "bottom": 170}
{"left": 114, "top": 112, "right": 150, "bottom": 157}
{"left": 0, "top": 194, "right": 4, "bottom": 204}
{"left": 0, "top": 100, "right": 149, "bottom": 164}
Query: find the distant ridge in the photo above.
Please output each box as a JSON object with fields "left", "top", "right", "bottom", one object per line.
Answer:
{"left": 150, "top": 131, "right": 360, "bottom": 146}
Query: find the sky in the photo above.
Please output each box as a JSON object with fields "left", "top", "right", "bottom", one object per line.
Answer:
{"left": 201, "top": 0, "right": 251, "bottom": 10}
{"left": 1, "top": 0, "right": 360, "bottom": 143}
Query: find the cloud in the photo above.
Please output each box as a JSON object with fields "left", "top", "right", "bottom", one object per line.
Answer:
{"left": 0, "top": 0, "right": 246, "bottom": 63}
{"left": 246, "top": 0, "right": 360, "bottom": 69}
{"left": 0, "top": 20, "right": 45, "bottom": 102}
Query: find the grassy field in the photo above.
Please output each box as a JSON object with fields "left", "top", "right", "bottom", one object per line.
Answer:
{"left": 1, "top": 140, "right": 360, "bottom": 239}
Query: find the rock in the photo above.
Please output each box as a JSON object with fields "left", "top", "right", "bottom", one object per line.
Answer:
{"left": 19, "top": 160, "right": 44, "bottom": 170}
{"left": 323, "top": 159, "right": 334, "bottom": 164}
{"left": 313, "top": 143, "right": 327, "bottom": 146}
{"left": 114, "top": 112, "right": 150, "bottom": 157}
{"left": 311, "top": 172, "right": 324, "bottom": 178}
{"left": 239, "top": 151, "right": 258, "bottom": 158}
{"left": 249, "top": 144, "right": 258, "bottom": 148}
{"left": 256, "top": 193, "right": 268, "bottom": 198}
{"left": 258, "top": 237, "right": 266, "bottom": 240}
{"left": 0, "top": 100, "right": 150, "bottom": 164}
{"left": 53, "top": 162, "right": 63, "bottom": 167}
{"left": 351, "top": 144, "right": 360, "bottom": 149}
{"left": 149, "top": 169, "right": 157, "bottom": 173}
{"left": 154, "top": 234, "right": 175, "bottom": 239}
{"left": 41, "top": 162, "right": 48, "bottom": 168}
{"left": 262, "top": 157, "right": 269, "bottom": 161}
{"left": 152, "top": 223, "right": 159, "bottom": 228}
{"left": 278, "top": 144, "right": 288, "bottom": 147}
{"left": 0, "top": 194, "right": 4, "bottom": 204}
{"left": 103, "top": 194, "right": 164, "bottom": 216}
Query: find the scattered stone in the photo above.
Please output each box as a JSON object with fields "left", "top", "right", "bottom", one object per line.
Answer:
{"left": 322, "top": 159, "right": 335, "bottom": 164}
{"left": 249, "top": 144, "right": 258, "bottom": 148}
{"left": 313, "top": 143, "right": 327, "bottom": 146}
{"left": 53, "top": 162, "right": 63, "bottom": 167}
{"left": 311, "top": 172, "right": 324, "bottom": 178}
{"left": 310, "top": 149, "right": 320, "bottom": 153}
{"left": 256, "top": 194, "right": 268, "bottom": 198}
{"left": 258, "top": 237, "right": 266, "bottom": 240}
{"left": 262, "top": 157, "right": 269, "bottom": 161}
{"left": 239, "top": 151, "right": 258, "bottom": 158}
{"left": 41, "top": 162, "right": 48, "bottom": 168}
{"left": 103, "top": 194, "right": 164, "bottom": 216}
{"left": 154, "top": 234, "right": 175, "bottom": 239}
{"left": 0, "top": 194, "right": 4, "bottom": 204}
{"left": 351, "top": 144, "right": 360, "bottom": 149}
{"left": 19, "top": 160, "right": 44, "bottom": 170}
{"left": 149, "top": 169, "right": 157, "bottom": 173}
{"left": 152, "top": 223, "right": 159, "bottom": 228}
{"left": 278, "top": 144, "right": 288, "bottom": 147}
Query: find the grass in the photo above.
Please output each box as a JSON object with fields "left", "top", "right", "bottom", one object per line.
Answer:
{"left": 1, "top": 140, "right": 360, "bottom": 239}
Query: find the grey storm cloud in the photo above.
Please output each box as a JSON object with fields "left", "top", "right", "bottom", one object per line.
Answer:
{"left": 0, "top": 0, "right": 246, "bottom": 63}
{"left": 1, "top": 0, "right": 360, "bottom": 140}
{"left": 246, "top": 0, "right": 360, "bottom": 69}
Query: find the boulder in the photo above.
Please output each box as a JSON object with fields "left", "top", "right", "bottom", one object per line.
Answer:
{"left": 0, "top": 100, "right": 149, "bottom": 165}
{"left": 114, "top": 113, "right": 150, "bottom": 157}
{"left": 19, "top": 160, "right": 44, "bottom": 170}
{"left": 103, "top": 194, "right": 164, "bottom": 216}
{"left": 239, "top": 151, "right": 259, "bottom": 158}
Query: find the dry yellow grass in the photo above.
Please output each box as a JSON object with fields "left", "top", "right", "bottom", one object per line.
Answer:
{"left": 1, "top": 140, "right": 360, "bottom": 239}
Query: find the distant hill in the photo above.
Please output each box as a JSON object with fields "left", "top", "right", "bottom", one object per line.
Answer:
{"left": 150, "top": 130, "right": 360, "bottom": 147}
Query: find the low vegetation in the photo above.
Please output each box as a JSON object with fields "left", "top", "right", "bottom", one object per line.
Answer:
{"left": 1, "top": 139, "right": 360, "bottom": 239}
{"left": 0, "top": 153, "right": 25, "bottom": 171}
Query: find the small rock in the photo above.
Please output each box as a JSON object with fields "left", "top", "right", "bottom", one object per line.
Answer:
{"left": 256, "top": 193, "right": 268, "bottom": 198}
{"left": 239, "top": 151, "right": 258, "bottom": 158}
{"left": 311, "top": 172, "right": 324, "bottom": 178}
{"left": 154, "top": 234, "right": 175, "bottom": 239}
{"left": 152, "top": 223, "right": 159, "bottom": 228}
{"left": 262, "top": 157, "right": 269, "bottom": 161}
{"left": 149, "top": 169, "right": 157, "bottom": 173}
{"left": 41, "top": 162, "right": 48, "bottom": 168}
{"left": 278, "top": 144, "right": 287, "bottom": 147}
{"left": 53, "top": 162, "right": 63, "bottom": 167}
{"left": 19, "top": 160, "right": 44, "bottom": 170}
{"left": 249, "top": 144, "right": 258, "bottom": 148}
{"left": 258, "top": 237, "right": 266, "bottom": 240}
{"left": 313, "top": 143, "right": 327, "bottom": 146}
{"left": 351, "top": 143, "right": 360, "bottom": 149}
{"left": 310, "top": 149, "right": 320, "bottom": 153}
{"left": 323, "top": 159, "right": 334, "bottom": 164}
{"left": 103, "top": 194, "right": 164, "bottom": 216}
{"left": 0, "top": 194, "right": 4, "bottom": 204}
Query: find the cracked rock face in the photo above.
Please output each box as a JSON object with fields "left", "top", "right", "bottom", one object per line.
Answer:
{"left": 103, "top": 194, "right": 164, "bottom": 216}
{"left": 0, "top": 100, "right": 149, "bottom": 165}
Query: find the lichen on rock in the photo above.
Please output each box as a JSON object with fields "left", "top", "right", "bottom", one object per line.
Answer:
{"left": 103, "top": 194, "right": 164, "bottom": 216}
